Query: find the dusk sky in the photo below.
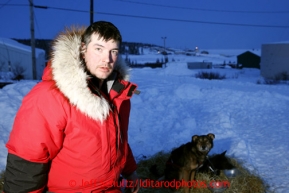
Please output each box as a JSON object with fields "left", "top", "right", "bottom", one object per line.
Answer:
{"left": 1, "top": 0, "right": 289, "bottom": 49}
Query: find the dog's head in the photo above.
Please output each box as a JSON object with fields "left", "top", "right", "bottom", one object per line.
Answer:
{"left": 209, "top": 151, "right": 235, "bottom": 170}
{"left": 192, "top": 133, "right": 215, "bottom": 153}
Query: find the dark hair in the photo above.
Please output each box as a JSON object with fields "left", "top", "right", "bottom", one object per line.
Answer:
{"left": 81, "top": 21, "right": 122, "bottom": 48}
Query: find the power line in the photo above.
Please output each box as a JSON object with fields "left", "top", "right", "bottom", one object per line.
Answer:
{"left": 0, "top": 3, "right": 26, "bottom": 7}
{"left": 1, "top": 3, "right": 289, "bottom": 28}
{"left": 43, "top": 5, "right": 289, "bottom": 28}
{"left": 93, "top": 11, "right": 289, "bottom": 28}
{"left": 2, "top": 2, "right": 289, "bottom": 14}
{"left": 0, "top": 0, "right": 12, "bottom": 9}
{"left": 113, "top": 0, "right": 289, "bottom": 14}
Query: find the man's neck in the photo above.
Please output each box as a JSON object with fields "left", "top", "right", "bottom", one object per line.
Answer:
{"left": 89, "top": 76, "right": 104, "bottom": 89}
{"left": 98, "top": 79, "right": 104, "bottom": 88}
{"left": 88, "top": 77, "right": 109, "bottom": 97}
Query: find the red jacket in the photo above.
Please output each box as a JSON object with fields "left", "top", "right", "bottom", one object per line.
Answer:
{"left": 5, "top": 27, "right": 138, "bottom": 193}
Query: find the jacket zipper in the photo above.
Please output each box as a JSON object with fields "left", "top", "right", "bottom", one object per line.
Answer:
{"left": 111, "top": 103, "right": 122, "bottom": 151}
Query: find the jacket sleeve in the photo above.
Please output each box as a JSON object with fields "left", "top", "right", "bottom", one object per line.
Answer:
{"left": 118, "top": 98, "right": 137, "bottom": 176}
{"left": 4, "top": 154, "right": 48, "bottom": 193}
{"left": 121, "top": 144, "right": 137, "bottom": 176}
{"left": 4, "top": 82, "right": 68, "bottom": 192}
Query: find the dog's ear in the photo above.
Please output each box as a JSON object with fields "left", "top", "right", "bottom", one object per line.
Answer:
{"left": 207, "top": 133, "right": 215, "bottom": 140}
{"left": 221, "top": 151, "right": 227, "bottom": 156}
{"left": 192, "top": 135, "right": 199, "bottom": 142}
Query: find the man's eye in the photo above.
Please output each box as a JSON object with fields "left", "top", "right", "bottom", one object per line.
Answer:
{"left": 111, "top": 50, "right": 118, "bottom": 55}
{"left": 96, "top": 48, "right": 102, "bottom": 52}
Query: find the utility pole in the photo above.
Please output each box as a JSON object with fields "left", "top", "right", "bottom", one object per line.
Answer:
{"left": 90, "top": 0, "right": 94, "bottom": 24}
{"left": 29, "top": 0, "right": 37, "bottom": 79}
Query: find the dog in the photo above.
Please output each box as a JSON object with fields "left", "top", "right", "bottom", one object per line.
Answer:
{"left": 164, "top": 133, "right": 215, "bottom": 193}
{"left": 198, "top": 150, "right": 235, "bottom": 176}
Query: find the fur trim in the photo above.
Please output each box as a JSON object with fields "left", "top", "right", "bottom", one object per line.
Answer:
{"left": 50, "top": 26, "right": 130, "bottom": 122}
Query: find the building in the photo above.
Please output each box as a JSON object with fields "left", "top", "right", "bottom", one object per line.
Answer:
{"left": 187, "top": 61, "right": 212, "bottom": 69}
{"left": 0, "top": 38, "right": 45, "bottom": 80}
{"left": 260, "top": 41, "right": 289, "bottom": 79}
{"left": 237, "top": 51, "right": 261, "bottom": 69}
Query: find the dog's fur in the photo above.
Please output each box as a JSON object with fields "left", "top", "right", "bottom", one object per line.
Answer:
{"left": 198, "top": 150, "right": 235, "bottom": 176}
{"left": 164, "top": 133, "right": 215, "bottom": 193}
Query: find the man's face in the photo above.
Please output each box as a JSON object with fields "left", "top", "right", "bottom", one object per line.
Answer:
{"left": 83, "top": 33, "right": 119, "bottom": 80}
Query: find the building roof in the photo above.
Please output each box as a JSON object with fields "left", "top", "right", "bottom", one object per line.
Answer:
{"left": 0, "top": 37, "right": 45, "bottom": 55}
{"left": 237, "top": 50, "right": 261, "bottom": 57}
{"left": 262, "top": 41, "right": 289, "bottom": 45}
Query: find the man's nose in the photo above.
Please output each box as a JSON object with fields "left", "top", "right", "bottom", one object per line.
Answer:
{"left": 102, "top": 51, "right": 112, "bottom": 63}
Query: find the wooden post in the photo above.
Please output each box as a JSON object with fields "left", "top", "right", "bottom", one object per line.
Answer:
{"left": 90, "top": 0, "right": 94, "bottom": 24}
{"left": 29, "top": 0, "right": 37, "bottom": 79}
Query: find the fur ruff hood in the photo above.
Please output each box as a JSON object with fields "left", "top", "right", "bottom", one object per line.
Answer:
{"left": 46, "top": 26, "right": 131, "bottom": 122}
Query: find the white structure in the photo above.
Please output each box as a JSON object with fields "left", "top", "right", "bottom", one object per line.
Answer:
{"left": 0, "top": 38, "right": 46, "bottom": 80}
{"left": 260, "top": 41, "right": 289, "bottom": 79}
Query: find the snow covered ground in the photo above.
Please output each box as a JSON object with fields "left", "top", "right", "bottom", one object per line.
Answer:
{"left": 0, "top": 50, "right": 288, "bottom": 192}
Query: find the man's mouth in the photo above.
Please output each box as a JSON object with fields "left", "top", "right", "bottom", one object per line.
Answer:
{"left": 99, "top": 67, "right": 110, "bottom": 71}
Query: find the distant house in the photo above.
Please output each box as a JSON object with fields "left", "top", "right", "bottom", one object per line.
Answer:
{"left": 200, "top": 50, "right": 209, "bottom": 54}
{"left": 260, "top": 41, "right": 289, "bottom": 79}
{"left": 0, "top": 38, "right": 45, "bottom": 80}
{"left": 237, "top": 51, "right": 261, "bottom": 69}
{"left": 187, "top": 61, "right": 212, "bottom": 69}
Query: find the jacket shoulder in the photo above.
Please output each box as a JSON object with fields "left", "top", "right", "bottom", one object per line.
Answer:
{"left": 6, "top": 80, "right": 68, "bottom": 163}
{"left": 26, "top": 81, "right": 68, "bottom": 104}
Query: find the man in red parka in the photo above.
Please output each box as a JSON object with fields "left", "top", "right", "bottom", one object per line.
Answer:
{"left": 4, "top": 21, "right": 139, "bottom": 193}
